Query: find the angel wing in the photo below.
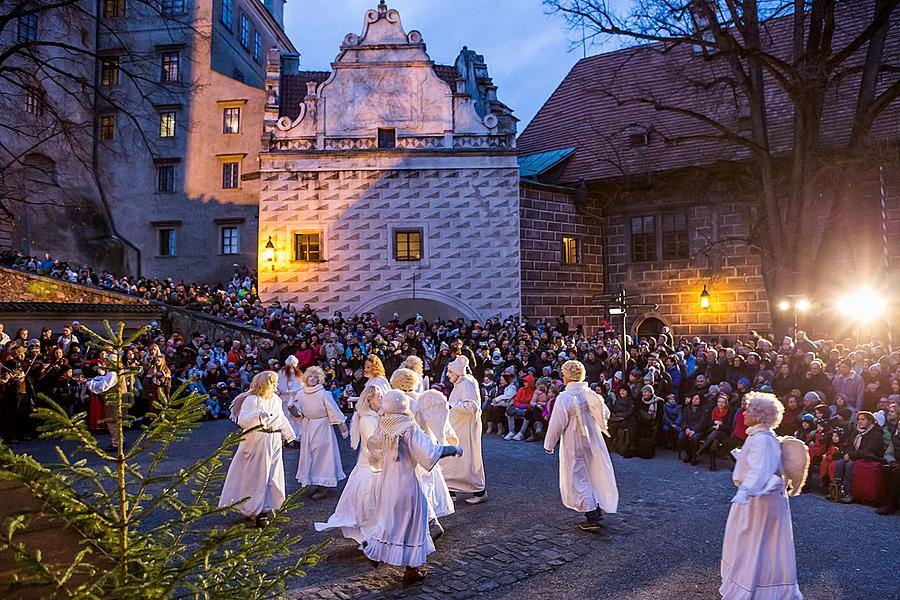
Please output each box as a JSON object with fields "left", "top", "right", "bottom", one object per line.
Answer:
{"left": 416, "top": 389, "right": 457, "bottom": 445}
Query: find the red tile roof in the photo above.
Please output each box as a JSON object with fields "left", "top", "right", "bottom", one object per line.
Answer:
{"left": 517, "top": 0, "right": 900, "bottom": 185}
{"left": 280, "top": 65, "right": 460, "bottom": 121}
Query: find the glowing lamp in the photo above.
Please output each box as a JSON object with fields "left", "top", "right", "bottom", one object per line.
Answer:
{"left": 700, "top": 285, "right": 710, "bottom": 310}
{"left": 795, "top": 298, "right": 811, "bottom": 312}
{"left": 263, "top": 236, "right": 275, "bottom": 267}
{"left": 778, "top": 299, "right": 791, "bottom": 311}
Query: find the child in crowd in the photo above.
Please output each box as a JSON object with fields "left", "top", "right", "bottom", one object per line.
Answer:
{"left": 662, "top": 393, "right": 682, "bottom": 450}
{"left": 793, "top": 414, "right": 815, "bottom": 444}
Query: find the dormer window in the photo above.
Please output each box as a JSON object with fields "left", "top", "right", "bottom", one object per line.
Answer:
{"left": 377, "top": 128, "right": 396, "bottom": 149}
{"left": 629, "top": 130, "right": 650, "bottom": 148}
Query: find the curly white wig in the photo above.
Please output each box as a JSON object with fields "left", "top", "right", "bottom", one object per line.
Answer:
{"left": 561, "top": 360, "right": 586, "bottom": 383}
{"left": 745, "top": 391, "right": 784, "bottom": 429}
{"left": 390, "top": 368, "right": 421, "bottom": 392}
{"left": 302, "top": 366, "right": 326, "bottom": 387}
{"left": 403, "top": 355, "right": 424, "bottom": 376}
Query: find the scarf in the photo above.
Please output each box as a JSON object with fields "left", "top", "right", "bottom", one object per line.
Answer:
{"left": 379, "top": 413, "right": 416, "bottom": 462}
{"left": 854, "top": 424, "right": 873, "bottom": 450}
{"left": 711, "top": 405, "right": 729, "bottom": 423}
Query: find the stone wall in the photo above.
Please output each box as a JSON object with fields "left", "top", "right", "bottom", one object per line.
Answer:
{"left": 163, "top": 306, "right": 279, "bottom": 348}
{"left": 519, "top": 182, "right": 605, "bottom": 332}
{"left": 0, "top": 267, "right": 147, "bottom": 305}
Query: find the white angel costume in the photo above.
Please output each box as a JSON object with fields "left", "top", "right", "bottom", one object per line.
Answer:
{"left": 314, "top": 392, "right": 381, "bottom": 543}
{"left": 219, "top": 392, "right": 296, "bottom": 517}
{"left": 441, "top": 356, "right": 485, "bottom": 493}
{"left": 292, "top": 384, "right": 347, "bottom": 487}
{"left": 543, "top": 381, "right": 619, "bottom": 514}
{"left": 277, "top": 362, "right": 304, "bottom": 439}
{"left": 720, "top": 425, "right": 803, "bottom": 600}
{"left": 409, "top": 389, "right": 457, "bottom": 518}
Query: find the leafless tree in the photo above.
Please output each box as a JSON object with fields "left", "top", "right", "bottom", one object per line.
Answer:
{"left": 544, "top": 0, "right": 900, "bottom": 329}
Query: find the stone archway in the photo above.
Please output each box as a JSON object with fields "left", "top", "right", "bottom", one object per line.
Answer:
{"left": 634, "top": 314, "right": 670, "bottom": 339}
{"left": 351, "top": 290, "right": 482, "bottom": 324}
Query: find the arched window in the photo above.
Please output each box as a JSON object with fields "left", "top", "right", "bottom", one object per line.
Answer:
{"left": 636, "top": 316, "right": 666, "bottom": 339}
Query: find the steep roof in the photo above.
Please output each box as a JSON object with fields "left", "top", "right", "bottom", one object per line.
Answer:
{"left": 517, "top": 0, "right": 900, "bottom": 185}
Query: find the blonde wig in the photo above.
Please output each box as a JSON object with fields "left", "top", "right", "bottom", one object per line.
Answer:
{"left": 403, "top": 355, "right": 424, "bottom": 376}
{"left": 249, "top": 371, "right": 278, "bottom": 398}
{"left": 365, "top": 354, "right": 386, "bottom": 378}
{"left": 390, "top": 368, "right": 421, "bottom": 393}
{"left": 561, "top": 360, "right": 586, "bottom": 383}
{"left": 302, "top": 366, "right": 326, "bottom": 387}
{"left": 745, "top": 392, "right": 784, "bottom": 429}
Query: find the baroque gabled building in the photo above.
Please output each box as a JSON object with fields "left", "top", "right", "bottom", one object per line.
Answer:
{"left": 257, "top": 2, "right": 520, "bottom": 322}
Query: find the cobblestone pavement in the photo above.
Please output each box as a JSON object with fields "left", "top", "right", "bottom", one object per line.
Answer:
{"left": 14, "top": 421, "right": 900, "bottom": 600}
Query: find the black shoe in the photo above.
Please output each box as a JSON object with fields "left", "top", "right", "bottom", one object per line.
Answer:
{"left": 403, "top": 567, "right": 428, "bottom": 585}
{"left": 256, "top": 512, "right": 271, "bottom": 528}
{"left": 578, "top": 521, "right": 602, "bottom": 532}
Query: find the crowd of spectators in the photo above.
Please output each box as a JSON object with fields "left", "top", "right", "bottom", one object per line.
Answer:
{"left": 1, "top": 252, "right": 898, "bottom": 515}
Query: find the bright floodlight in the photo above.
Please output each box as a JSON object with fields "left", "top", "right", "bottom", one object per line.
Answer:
{"left": 778, "top": 300, "right": 791, "bottom": 311}
{"left": 795, "top": 299, "right": 811, "bottom": 312}
{"left": 837, "top": 288, "right": 887, "bottom": 322}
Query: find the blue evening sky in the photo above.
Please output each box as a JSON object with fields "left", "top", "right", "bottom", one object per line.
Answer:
{"left": 284, "top": 0, "right": 623, "bottom": 130}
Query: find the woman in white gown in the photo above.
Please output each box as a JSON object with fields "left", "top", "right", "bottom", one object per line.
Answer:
{"left": 277, "top": 356, "right": 304, "bottom": 447}
{"left": 219, "top": 371, "right": 296, "bottom": 527}
{"left": 441, "top": 355, "right": 487, "bottom": 504}
{"left": 291, "top": 366, "right": 348, "bottom": 499}
{"left": 364, "top": 355, "right": 391, "bottom": 396}
{"left": 720, "top": 392, "right": 803, "bottom": 600}
{"left": 543, "top": 360, "right": 618, "bottom": 531}
{"left": 314, "top": 385, "right": 383, "bottom": 546}
{"left": 364, "top": 390, "right": 462, "bottom": 584}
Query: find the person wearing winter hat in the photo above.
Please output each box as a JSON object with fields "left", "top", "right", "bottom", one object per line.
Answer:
{"left": 441, "top": 355, "right": 487, "bottom": 504}
{"left": 363, "top": 390, "right": 462, "bottom": 584}
{"left": 719, "top": 392, "right": 803, "bottom": 600}
{"left": 544, "top": 360, "right": 618, "bottom": 531}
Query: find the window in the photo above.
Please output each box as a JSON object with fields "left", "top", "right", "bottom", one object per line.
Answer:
{"left": 17, "top": 14, "right": 37, "bottom": 42}
{"left": 101, "top": 57, "right": 119, "bottom": 86}
{"left": 562, "top": 236, "right": 580, "bottom": 265}
{"left": 293, "top": 233, "right": 321, "bottom": 262}
{"left": 221, "top": 226, "right": 239, "bottom": 255}
{"left": 239, "top": 13, "right": 250, "bottom": 49}
{"left": 103, "top": 0, "right": 124, "bottom": 18}
{"left": 161, "top": 0, "right": 184, "bottom": 16}
{"left": 157, "top": 165, "right": 175, "bottom": 192}
{"left": 99, "top": 114, "right": 116, "bottom": 140}
{"left": 630, "top": 215, "right": 657, "bottom": 262}
{"left": 253, "top": 31, "right": 261, "bottom": 62}
{"left": 222, "top": 161, "right": 239, "bottom": 188}
{"left": 377, "top": 128, "right": 396, "bottom": 149}
{"left": 661, "top": 213, "right": 689, "bottom": 259}
{"left": 629, "top": 131, "right": 650, "bottom": 148}
{"left": 223, "top": 107, "right": 240, "bottom": 133}
{"left": 158, "top": 228, "right": 176, "bottom": 256}
{"left": 221, "top": 0, "right": 232, "bottom": 29}
{"left": 25, "top": 90, "right": 43, "bottom": 115}
{"left": 394, "top": 229, "right": 422, "bottom": 261}
{"left": 159, "top": 111, "right": 176, "bottom": 138}
{"left": 160, "top": 52, "right": 179, "bottom": 82}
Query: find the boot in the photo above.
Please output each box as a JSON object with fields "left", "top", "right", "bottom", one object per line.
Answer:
{"left": 485, "top": 422, "right": 495, "bottom": 434}
{"left": 428, "top": 518, "right": 444, "bottom": 541}
{"left": 403, "top": 566, "right": 428, "bottom": 585}
{"left": 876, "top": 500, "right": 898, "bottom": 515}
{"left": 829, "top": 480, "right": 842, "bottom": 502}
{"left": 709, "top": 451, "right": 717, "bottom": 472}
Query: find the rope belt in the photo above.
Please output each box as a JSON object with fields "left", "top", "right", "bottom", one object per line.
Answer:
{"left": 244, "top": 428, "right": 280, "bottom": 434}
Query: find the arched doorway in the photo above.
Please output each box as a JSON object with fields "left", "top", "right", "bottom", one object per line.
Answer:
{"left": 635, "top": 316, "right": 667, "bottom": 339}
{"left": 351, "top": 290, "right": 482, "bottom": 324}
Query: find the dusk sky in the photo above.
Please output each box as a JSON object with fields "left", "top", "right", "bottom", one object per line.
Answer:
{"left": 284, "top": 0, "right": 623, "bottom": 130}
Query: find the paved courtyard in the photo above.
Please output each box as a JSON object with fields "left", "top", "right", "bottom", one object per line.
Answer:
{"left": 13, "top": 421, "right": 899, "bottom": 600}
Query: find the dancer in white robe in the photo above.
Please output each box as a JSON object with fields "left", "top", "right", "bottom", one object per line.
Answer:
{"left": 219, "top": 371, "right": 296, "bottom": 527}
{"left": 315, "top": 385, "right": 383, "bottom": 545}
{"left": 403, "top": 355, "right": 430, "bottom": 393}
{"left": 543, "top": 360, "right": 618, "bottom": 531}
{"left": 364, "top": 390, "right": 462, "bottom": 584}
{"left": 441, "top": 355, "right": 486, "bottom": 504}
{"left": 277, "top": 356, "right": 304, "bottom": 445}
{"left": 363, "top": 354, "right": 392, "bottom": 396}
{"left": 720, "top": 392, "right": 803, "bottom": 600}
{"left": 291, "top": 366, "right": 348, "bottom": 499}
{"left": 391, "top": 368, "right": 456, "bottom": 539}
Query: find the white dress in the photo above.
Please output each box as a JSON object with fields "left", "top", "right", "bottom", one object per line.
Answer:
{"left": 291, "top": 384, "right": 347, "bottom": 487}
{"left": 277, "top": 370, "right": 304, "bottom": 439}
{"left": 720, "top": 425, "right": 803, "bottom": 600}
{"left": 219, "top": 392, "right": 295, "bottom": 517}
{"left": 314, "top": 409, "right": 381, "bottom": 543}
{"left": 364, "top": 417, "right": 444, "bottom": 568}
{"left": 543, "top": 381, "right": 618, "bottom": 514}
{"left": 441, "top": 375, "right": 486, "bottom": 493}
{"left": 409, "top": 390, "right": 456, "bottom": 518}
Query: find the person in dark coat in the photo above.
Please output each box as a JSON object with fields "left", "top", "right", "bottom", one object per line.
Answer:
{"left": 876, "top": 407, "right": 900, "bottom": 515}
{"left": 833, "top": 411, "right": 885, "bottom": 503}
{"left": 679, "top": 393, "right": 710, "bottom": 465}
{"left": 772, "top": 362, "right": 800, "bottom": 398}
{"left": 608, "top": 385, "right": 635, "bottom": 455}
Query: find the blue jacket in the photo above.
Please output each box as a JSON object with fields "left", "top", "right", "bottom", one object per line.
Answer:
{"left": 663, "top": 402, "right": 682, "bottom": 431}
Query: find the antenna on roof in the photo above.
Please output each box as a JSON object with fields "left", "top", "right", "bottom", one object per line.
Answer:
{"left": 580, "top": 14, "right": 587, "bottom": 58}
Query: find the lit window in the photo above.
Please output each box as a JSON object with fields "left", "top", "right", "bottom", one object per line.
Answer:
{"left": 662, "top": 213, "right": 689, "bottom": 259}
{"left": 157, "top": 165, "right": 175, "bottom": 192}
{"left": 293, "top": 233, "right": 321, "bottom": 262}
{"left": 221, "top": 0, "right": 232, "bottom": 29}
{"left": 99, "top": 114, "right": 116, "bottom": 140}
{"left": 103, "top": 0, "right": 124, "bottom": 18}
{"left": 378, "top": 128, "right": 396, "bottom": 149}
{"left": 223, "top": 107, "right": 240, "bottom": 133}
{"left": 161, "top": 0, "right": 184, "bottom": 16}
{"left": 222, "top": 161, "right": 240, "bottom": 188}
{"left": 562, "top": 236, "right": 580, "bottom": 265}
{"left": 221, "top": 226, "right": 239, "bottom": 255}
{"left": 394, "top": 229, "right": 422, "bottom": 261}
{"left": 158, "top": 228, "right": 176, "bottom": 256}
{"left": 631, "top": 215, "right": 657, "bottom": 262}
{"left": 160, "top": 52, "right": 179, "bottom": 82}
{"left": 25, "top": 90, "right": 43, "bottom": 115}
{"left": 159, "top": 111, "right": 176, "bottom": 138}
{"left": 101, "top": 57, "right": 119, "bottom": 86}
{"left": 239, "top": 13, "right": 250, "bottom": 49}
{"left": 253, "top": 31, "right": 262, "bottom": 62}
{"left": 17, "top": 14, "right": 37, "bottom": 42}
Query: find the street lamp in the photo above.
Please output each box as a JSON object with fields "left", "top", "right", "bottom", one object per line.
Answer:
{"left": 700, "top": 285, "right": 710, "bottom": 310}
{"left": 778, "top": 297, "right": 810, "bottom": 333}
{"left": 263, "top": 236, "right": 276, "bottom": 270}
